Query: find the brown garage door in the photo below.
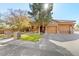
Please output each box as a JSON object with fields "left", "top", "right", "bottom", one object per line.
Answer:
{"left": 47, "top": 26, "right": 57, "bottom": 33}
{"left": 58, "top": 24, "right": 70, "bottom": 34}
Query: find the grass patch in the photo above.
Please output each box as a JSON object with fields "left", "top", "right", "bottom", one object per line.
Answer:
{"left": 20, "top": 34, "right": 41, "bottom": 42}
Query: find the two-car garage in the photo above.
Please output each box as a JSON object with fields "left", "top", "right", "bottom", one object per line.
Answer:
{"left": 46, "top": 20, "right": 75, "bottom": 34}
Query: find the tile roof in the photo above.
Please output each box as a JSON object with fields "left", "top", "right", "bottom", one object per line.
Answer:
{"left": 53, "top": 19, "right": 76, "bottom": 22}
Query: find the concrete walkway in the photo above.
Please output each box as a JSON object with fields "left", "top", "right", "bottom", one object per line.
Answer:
{"left": 0, "top": 38, "right": 14, "bottom": 46}
{"left": 0, "top": 38, "right": 14, "bottom": 43}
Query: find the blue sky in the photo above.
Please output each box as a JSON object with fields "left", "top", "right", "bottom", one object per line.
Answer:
{"left": 53, "top": 3, "right": 79, "bottom": 24}
{"left": 0, "top": 3, "right": 79, "bottom": 24}
{"left": 0, "top": 3, "right": 30, "bottom": 13}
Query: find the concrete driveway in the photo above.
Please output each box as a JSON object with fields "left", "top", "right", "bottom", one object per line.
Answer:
{"left": 48, "top": 32, "right": 79, "bottom": 56}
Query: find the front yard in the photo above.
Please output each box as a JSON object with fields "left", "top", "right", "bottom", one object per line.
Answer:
{"left": 0, "top": 33, "right": 42, "bottom": 42}
{"left": 20, "top": 33, "right": 42, "bottom": 42}
{"left": 0, "top": 32, "right": 42, "bottom": 43}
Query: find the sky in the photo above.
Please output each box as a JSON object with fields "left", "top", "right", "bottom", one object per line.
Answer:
{"left": 53, "top": 3, "right": 79, "bottom": 24}
{"left": 0, "top": 3, "right": 79, "bottom": 24}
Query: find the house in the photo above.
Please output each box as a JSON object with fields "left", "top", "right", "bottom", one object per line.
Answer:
{"left": 32, "top": 20, "right": 76, "bottom": 34}
{"left": 0, "top": 19, "right": 76, "bottom": 34}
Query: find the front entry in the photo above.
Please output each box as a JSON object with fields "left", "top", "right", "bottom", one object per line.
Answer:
{"left": 40, "top": 25, "right": 45, "bottom": 33}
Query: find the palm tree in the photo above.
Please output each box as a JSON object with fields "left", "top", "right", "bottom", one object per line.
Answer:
{"left": 28, "top": 3, "right": 53, "bottom": 33}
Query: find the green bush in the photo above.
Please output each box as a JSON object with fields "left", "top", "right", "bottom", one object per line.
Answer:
{"left": 0, "top": 34, "right": 7, "bottom": 39}
{"left": 0, "top": 34, "right": 14, "bottom": 39}
{"left": 0, "top": 34, "right": 5, "bottom": 38}
{"left": 20, "top": 34, "right": 41, "bottom": 42}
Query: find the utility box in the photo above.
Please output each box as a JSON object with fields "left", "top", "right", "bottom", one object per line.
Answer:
{"left": 14, "top": 31, "right": 21, "bottom": 39}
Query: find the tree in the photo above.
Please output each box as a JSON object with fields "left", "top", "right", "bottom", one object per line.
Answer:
{"left": 6, "top": 9, "right": 32, "bottom": 32}
{"left": 0, "top": 13, "right": 6, "bottom": 29}
{"left": 76, "top": 24, "right": 79, "bottom": 28}
{"left": 28, "top": 3, "right": 53, "bottom": 33}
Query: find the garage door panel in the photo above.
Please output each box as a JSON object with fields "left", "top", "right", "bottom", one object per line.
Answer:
{"left": 47, "top": 26, "right": 57, "bottom": 33}
{"left": 58, "top": 25, "right": 70, "bottom": 34}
